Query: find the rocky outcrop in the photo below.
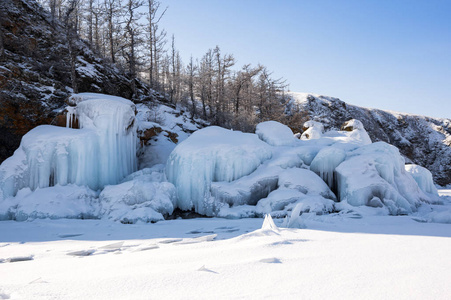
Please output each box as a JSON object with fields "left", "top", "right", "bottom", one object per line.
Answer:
{"left": 287, "top": 93, "right": 451, "bottom": 186}
{"left": 0, "top": 0, "right": 148, "bottom": 163}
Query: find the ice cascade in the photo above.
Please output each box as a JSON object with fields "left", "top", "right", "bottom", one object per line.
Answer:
{"left": 0, "top": 93, "right": 137, "bottom": 198}
{"left": 166, "top": 126, "right": 272, "bottom": 215}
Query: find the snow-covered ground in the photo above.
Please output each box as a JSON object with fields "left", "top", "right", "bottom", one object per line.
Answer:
{"left": 1, "top": 190, "right": 450, "bottom": 299}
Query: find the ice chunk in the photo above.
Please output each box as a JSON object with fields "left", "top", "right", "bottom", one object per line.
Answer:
{"left": 166, "top": 126, "right": 272, "bottom": 215}
{"left": 335, "top": 142, "right": 431, "bottom": 214}
{"left": 405, "top": 164, "right": 439, "bottom": 198}
{"left": 255, "top": 168, "right": 335, "bottom": 216}
{"left": 261, "top": 214, "right": 279, "bottom": 231}
{"left": 100, "top": 174, "right": 176, "bottom": 223}
{"left": 0, "top": 126, "right": 99, "bottom": 197}
{"left": 309, "top": 146, "right": 347, "bottom": 192}
{"left": 210, "top": 164, "right": 279, "bottom": 207}
{"left": 256, "top": 121, "right": 296, "bottom": 146}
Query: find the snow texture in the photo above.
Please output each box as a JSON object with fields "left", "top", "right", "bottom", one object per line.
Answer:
{"left": 255, "top": 121, "right": 296, "bottom": 146}
{"left": 335, "top": 142, "right": 430, "bottom": 214}
{"left": 100, "top": 169, "right": 176, "bottom": 224}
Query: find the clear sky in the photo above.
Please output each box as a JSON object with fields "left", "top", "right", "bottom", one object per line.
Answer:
{"left": 159, "top": 0, "right": 451, "bottom": 119}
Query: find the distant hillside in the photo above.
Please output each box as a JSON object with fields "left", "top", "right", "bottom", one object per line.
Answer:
{"left": 286, "top": 92, "right": 451, "bottom": 186}
{"left": 0, "top": 0, "right": 149, "bottom": 162}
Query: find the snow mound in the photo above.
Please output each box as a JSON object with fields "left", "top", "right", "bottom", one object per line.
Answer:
{"left": 100, "top": 170, "right": 176, "bottom": 223}
{"left": 166, "top": 126, "right": 272, "bottom": 215}
{"left": 336, "top": 142, "right": 430, "bottom": 214}
{"left": 256, "top": 121, "right": 296, "bottom": 146}
{"left": 0, "top": 184, "right": 99, "bottom": 221}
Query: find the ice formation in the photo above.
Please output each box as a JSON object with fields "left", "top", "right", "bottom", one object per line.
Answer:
{"left": 166, "top": 119, "right": 438, "bottom": 217}
{"left": 0, "top": 93, "right": 137, "bottom": 199}
{"left": 335, "top": 142, "right": 429, "bottom": 214}
{"left": 310, "top": 146, "right": 346, "bottom": 191}
{"left": 100, "top": 169, "right": 176, "bottom": 223}
{"left": 0, "top": 96, "right": 446, "bottom": 223}
{"left": 256, "top": 121, "right": 296, "bottom": 146}
{"left": 256, "top": 168, "right": 336, "bottom": 217}
{"left": 405, "top": 164, "right": 439, "bottom": 199}
{"left": 166, "top": 126, "right": 273, "bottom": 215}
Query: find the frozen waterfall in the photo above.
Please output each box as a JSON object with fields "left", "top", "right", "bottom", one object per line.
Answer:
{"left": 0, "top": 93, "right": 137, "bottom": 198}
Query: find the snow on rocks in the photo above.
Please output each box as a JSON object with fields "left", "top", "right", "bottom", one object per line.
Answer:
{"left": 256, "top": 121, "right": 297, "bottom": 146}
{"left": 301, "top": 120, "right": 324, "bottom": 140}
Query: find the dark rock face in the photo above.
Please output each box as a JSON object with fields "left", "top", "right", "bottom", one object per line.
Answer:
{"left": 288, "top": 94, "right": 451, "bottom": 186}
{"left": 0, "top": 0, "right": 145, "bottom": 163}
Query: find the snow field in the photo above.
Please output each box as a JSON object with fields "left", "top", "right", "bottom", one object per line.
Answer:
{"left": 0, "top": 215, "right": 450, "bottom": 299}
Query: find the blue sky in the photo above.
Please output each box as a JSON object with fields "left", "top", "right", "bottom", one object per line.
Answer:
{"left": 159, "top": 0, "right": 451, "bottom": 119}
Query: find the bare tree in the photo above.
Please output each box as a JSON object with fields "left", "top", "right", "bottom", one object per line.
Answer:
{"left": 64, "top": 0, "right": 80, "bottom": 94}
{"left": 122, "top": 0, "right": 145, "bottom": 97}
{"left": 186, "top": 56, "right": 197, "bottom": 119}
{"left": 147, "top": 0, "right": 167, "bottom": 90}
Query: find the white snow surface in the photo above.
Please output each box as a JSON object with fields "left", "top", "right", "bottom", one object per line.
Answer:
{"left": 0, "top": 204, "right": 450, "bottom": 299}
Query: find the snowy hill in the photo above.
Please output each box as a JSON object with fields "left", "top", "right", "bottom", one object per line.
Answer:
{"left": 286, "top": 92, "right": 451, "bottom": 186}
